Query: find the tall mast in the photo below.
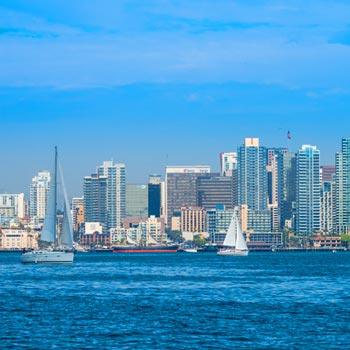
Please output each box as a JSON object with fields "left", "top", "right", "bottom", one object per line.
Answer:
{"left": 54, "top": 146, "right": 58, "bottom": 244}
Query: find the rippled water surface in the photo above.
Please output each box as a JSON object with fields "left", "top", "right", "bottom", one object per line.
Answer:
{"left": 1, "top": 252, "right": 349, "bottom": 349}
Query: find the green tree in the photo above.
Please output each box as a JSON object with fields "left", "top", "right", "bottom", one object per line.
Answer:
{"left": 340, "top": 234, "right": 350, "bottom": 248}
{"left": 167, "top": 230, "right": 183, "bottom": 243}
{"left": 193, "top": 234, "right": 207, "bottom": 247}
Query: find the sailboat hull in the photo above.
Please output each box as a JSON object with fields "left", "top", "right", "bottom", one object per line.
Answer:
{"left": 217, "top": 249, "right": 249, "bottom": 256}
{"left": 20, "top": 250, "right": 74, "bottom": 264}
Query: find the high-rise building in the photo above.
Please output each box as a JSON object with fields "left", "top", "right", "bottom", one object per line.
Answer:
{"left": 126, "top": 184, "right": 148, "bottom": 219}
{"left": 97, "top": 161, "right": 126, "bottom": 229}
{"left": 0, "top": 193, "right": 25, "bottom": 225}
{"left": 165, "top": 166, "right": 211, "bottom": 226}
{"left": 335, "top": 138, "right": 350, "bottom": 234}
{"left": 267, "top": 153, "right": 279, "bottom": 232}
{"left": 321, "top": 166, "right": 336, "bottom": 183}
{"left": 296, "top": 145, "right": 321, "bottom": 236}
{"left": 321, "top": 180, "right": 334, "bottom": 234}
{"left": 278, "top": 152, "right": 297, "bottom": 229}
{"left": 320, "top": 165, "right": 336, "bottom": 234}
{"left": 197, "top": 176, "right": 234, "bottom": 210}
{"left": 238, "top": 138, "right": 270, "bottom": 233}
{"left": 83, "top": 174, "right": 107, "bottom": 230}
{"left": 29, "top": 171, "right": 50, "bottom": 222}
{"left": 220, "top": 152, "right": 237, "bottom": 177}
{"left": 148, "top": 175, "right": 162, "bottom": 218}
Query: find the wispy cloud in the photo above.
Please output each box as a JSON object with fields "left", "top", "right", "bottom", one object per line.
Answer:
{"left": 0, "top": 1, "right": 350, "bottom": 91}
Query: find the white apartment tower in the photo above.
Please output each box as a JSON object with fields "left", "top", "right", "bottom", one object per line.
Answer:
{"left": 97, "top": 161, "right": 126, "bottom": 229}
{"left": 30, "top": 171, "right": 51, "bottom": 222}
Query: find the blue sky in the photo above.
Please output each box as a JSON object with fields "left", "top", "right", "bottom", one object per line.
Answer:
{"left": 0, "top": 0, "right": 350, "bottom": 196}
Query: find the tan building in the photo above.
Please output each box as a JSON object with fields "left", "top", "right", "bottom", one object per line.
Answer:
{"left": 0, "top": 229, "right": 38, "bottom": 250}
{"left": 171, "top": 216, "right": 181, "bottom": 232}
{"left": 181, "top": 207, "right": 206, "bottom": 234}
{"left": 240, "top": 204, "right": 248, "bottom": 233}
{"left": 311, "top": 236, "right": 341, "bottom": 249}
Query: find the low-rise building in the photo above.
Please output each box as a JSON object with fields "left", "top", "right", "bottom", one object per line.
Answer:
{"left": 80, "top": 232, "right": 110, "bottom": 247}
{"left": 311, "top": 235, "right": 341, "bottom": 249}
{"left": 0, "top": 228, "right": 38, "bottom": 250}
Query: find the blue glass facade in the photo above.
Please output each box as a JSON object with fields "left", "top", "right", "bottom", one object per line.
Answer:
{"left": 296, "top": 145, "right": 321, "bottom": 236}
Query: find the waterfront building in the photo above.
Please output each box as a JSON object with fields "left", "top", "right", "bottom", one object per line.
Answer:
{"left": 80, "top": 231, "right": 110, "bottom": 247}
{"left": 220, "top": 152, "right": 237, "bottom": 177}
{"left": 278, "top": 152, "right": 297, "bottom": 229}
{"left": 83, "top": 174, "right": 108, "bottom": 231}
{"left": 247, "top": 210, "right": 272, "bottom": 233}
{"left": 207, "top": 205, "right": 235, "bottom": 244}
{"left": 148, "top": 175, "right": 162, "bottom": 218}
{"left": 181, "top": 207, "right": 206, "bottom": 235}
{"left": 122, "top": 216, "right": 166, "bottom": 244}
{"left": 238, "top": 138, "right": 270, "bottom": 233}
{"left": 197, "top": 176, "right": 234, "bottom": 210}
{"left": 139, "top": 216, "right": 166, "bottom": 244}
{"left": 165, "top": 166, "right": 211, "bottom": 226}
{"left": 245, "top": 232, "right": 283, "bottom": 248}
{"left": 335, "top": 138, "right": 350, "bottom": 234}
{"left": 296, "top": 145, "right": 321, "bottom": 236}
{"left": 126, "top": 184, "right": 148, "bottom": 219}
{"left": 0, "top": 228, "right": 38, "bottom": 250}
{"left": 29, "top": 171, "right": 50, "bottom": 222}
{"left": 0, "top": 193, "right": 25, "bottom": 225}
{"left": 310, "top": 235, "right": 341, "bottom": 249}
{"left": 97, "top": 161, "right": 126, "bottom": 229}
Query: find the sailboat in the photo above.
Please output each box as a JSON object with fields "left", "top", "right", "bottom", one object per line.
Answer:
{"left": 217, "top": 209, "right": 249, "bottom": 256}
{"left": 21, "top": 147, "right": 74, "bottom": 264}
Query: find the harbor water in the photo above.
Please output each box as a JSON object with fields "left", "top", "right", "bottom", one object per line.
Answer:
{"left": 1, "top": 252, "right": 349, "bottom": 349}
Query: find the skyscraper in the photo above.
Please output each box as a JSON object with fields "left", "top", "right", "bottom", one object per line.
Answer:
{"left": 83, "top": 174, "right": 107, "bottom": 230}
{"left": 126, "top": 184, "right": 148, "bottom": 218}
{"left": 335, "top": 138, "right": 350, "bottom": 234}
{"left": 197, "top": 176, "right": 235, "bottom": 209}
{"left": 238, "top": 138, "right": 268, "bottom": 211}
{"left": 278, "top": 152, "right": 297, "bottom": 229}
{"left": 29, "top": 171, "right": 50, "bottom": 222}
{"left": 97, "top": 161, "right": 126, "bottom": 229}
{"left": 296, "top": 145, "right": 321, "bottom": 236}
{"left": 238, "top": 138, "right": 270, "bottom": 233}
{"left": 148, "top": 175, "right": 162, "bottom": 218}
{"left": 165, "top": 166, "right": 211, "bottom": 226}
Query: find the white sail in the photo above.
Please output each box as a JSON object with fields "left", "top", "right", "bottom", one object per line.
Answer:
{"left": 235, "top": 217, "right": 248, "bottom": 251}
{"left": 41, "top": 167, "right": 56, "bottom": 243}
{"left": 126, "top": 233, "right": 138, "bottom": 245}
{"left": 58, "top": 161, "right": 73, "bottom": 249}
{"left": 146, "top": 231, "right": 159, "bottom": 245}
{"left": 21, "top": 147, "right": 74, "bottom": 264}
{"left": 222, "top": 214, "right": 236, "bottom": 247}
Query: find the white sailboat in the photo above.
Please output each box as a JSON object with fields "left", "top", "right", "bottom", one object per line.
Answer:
{"left": 21, "top": 147, "right": 74, "bottom": 264}
{"left": 217, "top": 209, "right": 249, "bottom": 256}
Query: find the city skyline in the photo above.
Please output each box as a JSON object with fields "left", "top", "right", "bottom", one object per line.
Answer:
{"left": 0, "top": 136, "right": 348, "bottom": 197}
{"left": 1, "top": 0, "right": 350, "bottom": 196}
